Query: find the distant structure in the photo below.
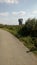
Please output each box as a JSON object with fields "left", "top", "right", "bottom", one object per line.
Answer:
{"left": 18, "top": 18, "right": 23, "bottom": 25}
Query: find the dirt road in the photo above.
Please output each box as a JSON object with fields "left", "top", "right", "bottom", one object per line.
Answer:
{"left": 0, "top": 29, "right": 37, "bottom": 65}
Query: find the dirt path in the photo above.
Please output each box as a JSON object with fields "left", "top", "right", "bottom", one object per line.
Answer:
{"left": 0, "top": 29, "right": 37, "bottom": 65}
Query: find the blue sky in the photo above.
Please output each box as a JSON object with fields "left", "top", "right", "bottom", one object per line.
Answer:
{"left": 0, "top": 0, "right": 37, "bottom": 25}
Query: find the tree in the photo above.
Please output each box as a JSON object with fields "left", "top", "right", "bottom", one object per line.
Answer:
{"left": 18, "top": 18, "right": 36, "bottom": 36}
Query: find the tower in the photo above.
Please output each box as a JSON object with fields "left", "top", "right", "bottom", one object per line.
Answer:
{"left": 18, "top": 18, "right": 23, "bottom": 25}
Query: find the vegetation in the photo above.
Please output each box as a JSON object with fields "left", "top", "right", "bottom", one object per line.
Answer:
{"left": 0, "top": 18, "right": 37, "bottom": 55}
{"left": 18, "top": 18, "right": 37, "bottom": 47}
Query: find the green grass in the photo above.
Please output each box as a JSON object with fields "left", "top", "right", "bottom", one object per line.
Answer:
{"left": 19, "top": 36, "right": 34, "bottom": 48}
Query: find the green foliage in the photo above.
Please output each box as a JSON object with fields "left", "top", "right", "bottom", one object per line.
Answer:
{"left": 0, "top": 24, "right": 4, "bottom": 28}
{"left": 18, "top": 18, "right": 37, "bottom": 48}
{"left": 20, "top": 36, "right": 34, "bottom": 48}
{"left": 18, "top": 18, "right": 36, "bottom": 36}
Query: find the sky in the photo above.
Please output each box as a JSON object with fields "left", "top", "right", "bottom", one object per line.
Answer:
{"left": 0, "top": 0, "right": 37, "bottom": 25}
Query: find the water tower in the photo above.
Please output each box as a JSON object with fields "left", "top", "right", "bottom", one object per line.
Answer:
{"left": 18, "top": 18, "right": 23, "bottom": 25}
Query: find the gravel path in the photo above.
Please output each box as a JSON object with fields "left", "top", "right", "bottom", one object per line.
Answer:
{"left": 0, "top": 29, "right": 37, "bottom": 65}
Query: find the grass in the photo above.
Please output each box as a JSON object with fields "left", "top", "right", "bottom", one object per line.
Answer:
{"left": 19, "top": 36, "right": 34, "bottom": 48}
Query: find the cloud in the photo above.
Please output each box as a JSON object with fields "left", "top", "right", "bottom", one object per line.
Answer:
{"left": 32, "top": 10, "right": 37, "bottom": 14}
{"left": 18, "top": 11, "right": 26, "bottom": 16}
{"left": 0, "top": 0, "right": 19, "bottom": 4}
{"left": 12, "top": 11, "right": 26, "bottom": 16}
{"left": 12, "top": 12, "right": 17, "bottom": 15}
{"left": 0, "top": 12, "right": 9, "bottom": 16}
{"left": 28, "top": 10, "right": 37, "bottom": 18}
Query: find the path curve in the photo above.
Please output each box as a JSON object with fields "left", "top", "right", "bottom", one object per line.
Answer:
{"left": 0, "top": 29, "right": 37, "bottom": 65}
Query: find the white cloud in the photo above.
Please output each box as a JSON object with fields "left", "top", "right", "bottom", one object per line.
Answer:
{"left": 12, "top": 12, "right": 17, "bottom": 15}
{"left": 18, "top": 11, "right": 26, "bottom": 16}
{"left": 25, "top": 10, "right": 37, "bottom": 19}
{"left": 0, "top": 12, "right": 9, "bottom": 16}
{"left": 0, "top": 0, "right": 19, "bottom": 4}
{"left": 32, "top": 10, "right": 37, "bottom": 14}
{"left": 12, "top": 11, "right": 26, "bottom": 16}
